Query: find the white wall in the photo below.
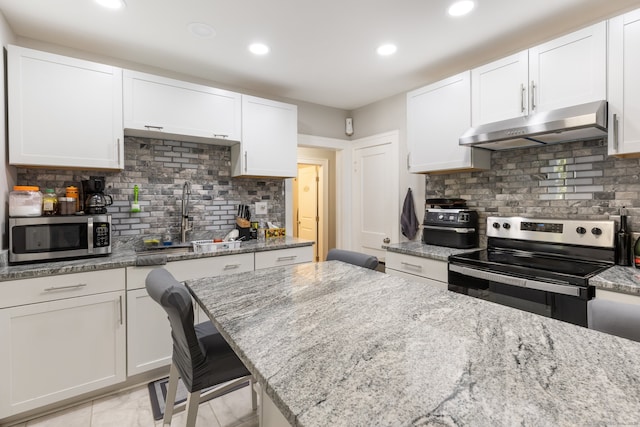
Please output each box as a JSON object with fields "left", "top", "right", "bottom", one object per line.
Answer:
{"left": 1, "top": 11, "right": 16, "bottom": 251}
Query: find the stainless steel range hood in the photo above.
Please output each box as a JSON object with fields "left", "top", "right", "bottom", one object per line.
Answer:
{"left": 459, "top": 100, "right": 607, "bottom": 150}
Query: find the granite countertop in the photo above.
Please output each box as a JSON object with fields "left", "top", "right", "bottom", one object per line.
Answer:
{"left": 384, "top": 241, "right": 478, "bottom": 262}
{"left": 0, "top": 237, "right": 313, "bottom": 282}
{"left": 187, "top": 261, "right": 640, "bottom": 427}
{"left": 591, "top": 265, "right": 640, "bottom": 296}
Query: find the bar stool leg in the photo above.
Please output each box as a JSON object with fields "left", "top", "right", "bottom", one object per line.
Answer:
{"left": 163, "top": 362, "right": 179, "bottom": 426}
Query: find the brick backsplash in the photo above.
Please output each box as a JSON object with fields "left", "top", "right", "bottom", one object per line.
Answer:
{"left": 16, "top": 137, "right": 285, "bottom": 243}
{"left": 426, "top": 138, "right": 640, "bottom": 246}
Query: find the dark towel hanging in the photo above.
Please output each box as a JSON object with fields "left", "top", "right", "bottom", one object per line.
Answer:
{"left": 401, "top": 188, "right": 419, "bottom": 240}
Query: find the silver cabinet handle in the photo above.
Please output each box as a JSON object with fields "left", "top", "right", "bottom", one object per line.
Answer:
{"left": 213, "top": 134, "right": 229, "bottom": 139}
{"left": 530, "top": 81, "right": 536, "bottom": 111}
{"left": 520, "top": 84, "right": 526, "bottom": 113}
{"left": 224, "top": 264, "right": 241, "bottom": 270}
{"left": 118, "top": 295, "right": 123, "bottom": 325}
{"left": 407, "top": 152, "right": 411, "bottom": 169}
{"left": 44, "top": 283, "right": 88, "bottom": 292}
{"left": 144, "top": 125, "right": 164, "bottom": 131}
{"left": 244, "top": 151, "right": 248, "bottom": 173}
{"left": 401, "top": 261, "right": 422, "bottom": 270}
{"left": 277, "top": 256, "right": 297, "bottom": 261}
{"left": 116, "top": 138, "right": 121, "bottom": 168}
{"left": 613, "top": 113, "right": 619, "bottom": 151}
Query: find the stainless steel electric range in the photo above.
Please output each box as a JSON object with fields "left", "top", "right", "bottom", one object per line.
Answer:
{"left": 448, "top": 216, "right": 616, "bottom": 327}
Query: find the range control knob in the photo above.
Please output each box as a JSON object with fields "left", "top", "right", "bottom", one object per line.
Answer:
{"left": 591, "top": 227, "right": 602, "bottom": 236}
{"left": 576, "top": 227, "right": 587, "bottom": 235}
{"left": 492, "top": 222, "right": 501, "bottom": 229}
{"left": 502, "top": 223, "right": 511, "bottom": 229}
{"left": 438, "top": 214, "right": 444, "bottom": 220}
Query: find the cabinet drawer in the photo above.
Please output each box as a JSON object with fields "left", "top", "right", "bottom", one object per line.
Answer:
{"left": 385, "top": 252, "right": 448, "bottom": 283}
{"left": 0, "top": 269, "right": 126, "bottom": 308}
{"left": 126, "top": 253, "right": 254, "bottom": 290}
{"left": 255, "top": 246, "right": 313, "bottom": 270}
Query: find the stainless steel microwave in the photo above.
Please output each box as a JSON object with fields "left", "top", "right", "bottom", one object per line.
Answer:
{"left": 9, "top": 215, "right": 111, "bottom": 264}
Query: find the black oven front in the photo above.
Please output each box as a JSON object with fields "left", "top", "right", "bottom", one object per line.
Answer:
{"left": 448, "top": 261, "right": 595, "bottom": 326}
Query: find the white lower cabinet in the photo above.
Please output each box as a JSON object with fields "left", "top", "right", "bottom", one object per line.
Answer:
{"left": 385, "top": 252, "right": 448, "bottom": 291}
{"left": 126, "top": 253, "right": 254, "bottom": 376}
{"left": 0, "top": 269, "right": 126, "bottom": 419}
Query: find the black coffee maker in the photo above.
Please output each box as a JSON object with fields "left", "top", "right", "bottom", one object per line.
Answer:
{"left": 81, "top": 176, "right": 113, "bottom": 214}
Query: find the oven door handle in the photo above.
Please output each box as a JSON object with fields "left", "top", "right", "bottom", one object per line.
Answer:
{"left": 423, "top": 225, "right": 477, "bottom": 234}
{"left": 449, "top": 264, "right": 580, "bottom": 297}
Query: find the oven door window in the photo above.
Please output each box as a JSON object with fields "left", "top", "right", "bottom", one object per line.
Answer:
{"left": 448, "top": 268, "right": 589, "bottom": 326}
{"left": 12, "top": 224, "right": 88, "bottom": 254}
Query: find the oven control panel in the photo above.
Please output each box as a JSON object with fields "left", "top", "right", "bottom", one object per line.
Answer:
{"left": 487, "top": 216, "right": 615, "bottom": 248}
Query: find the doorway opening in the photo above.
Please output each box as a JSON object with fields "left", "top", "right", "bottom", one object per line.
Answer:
{"left": 293, "top": 162, "right": 324, "bottom": 262}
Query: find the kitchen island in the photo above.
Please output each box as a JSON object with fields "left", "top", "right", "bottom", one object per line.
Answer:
{"left": 187, "top": 261, "right": 640, "bottom": 427}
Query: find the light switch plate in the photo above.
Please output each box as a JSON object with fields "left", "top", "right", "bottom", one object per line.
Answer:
{"left": 255, "top": 202, "right": 268, "bottom": 215}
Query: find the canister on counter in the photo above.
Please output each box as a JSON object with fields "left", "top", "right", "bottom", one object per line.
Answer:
{"left": 42, "top": 189, "right": 58, "bottom": 216}
{"left": 65, "top": 185, "right": 80, "bottom": 212}
{"left": 9, "top": 186, "right": 42, "bottom": 217}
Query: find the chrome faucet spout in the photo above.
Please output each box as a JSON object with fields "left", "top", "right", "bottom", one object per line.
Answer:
{"left": 180, "top": 181, "right": 192, "bottom": 244}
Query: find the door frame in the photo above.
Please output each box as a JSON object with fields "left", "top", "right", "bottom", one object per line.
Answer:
{"left": 286, "top": 134, "right": 352, "bottom": 249}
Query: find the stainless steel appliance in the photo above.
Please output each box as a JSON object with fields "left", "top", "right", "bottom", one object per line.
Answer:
{"left": 448, "top": 216, "right": 615, "bottom": 326}
{"left": 422, "top": 199, "right": 478, "bottom": 249}
{"left": 9, "top": 215, "right": 112, "bottom": 264}
{"left": 459, "top": 100, "right": 607, "bottom": 150}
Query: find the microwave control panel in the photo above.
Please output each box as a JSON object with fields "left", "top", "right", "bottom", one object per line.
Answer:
{"left": 94, "top": 222, "right": 111, "bottom": 247}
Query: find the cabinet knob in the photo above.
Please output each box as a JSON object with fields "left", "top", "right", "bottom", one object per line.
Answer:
{"left": 383, "top": 237, "right": 391, "bottom": 244}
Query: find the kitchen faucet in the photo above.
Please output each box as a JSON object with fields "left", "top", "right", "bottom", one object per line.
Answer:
{"left": 180, "top": 181, "right": 192, "bottom": 244}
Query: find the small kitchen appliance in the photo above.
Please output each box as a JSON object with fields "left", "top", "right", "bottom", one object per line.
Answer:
{"left": 81, "top": 176, "right": 113, "bottom": 214}
{"left": 422, "top": 199, "right": 478, "bottom": 249}
{"left": 448, "top": 216, "right": 615, "bottom": 327}
{"left": 9, "top": 214, "right": 112, "bottom": 264}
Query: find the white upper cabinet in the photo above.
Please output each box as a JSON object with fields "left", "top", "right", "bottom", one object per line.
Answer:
{"left": 7, "top": 45, "right": 124, "bottom": 169}
{"left": 407, "top": 71, "right": 490, "bottom": 173}
{"left": 231, "top": 95, "right": 298, "bottom": 178}
{"left": 608, "top": 8, "right": 640, "bottom": 156}
{"left": 471, "top": 50, "right": 529, "bottom": 125}
{"left": 471, "top": 22, "right": 607, "bottom": 126}
{"left": 123, "top": 70, "right": 241, "bottom": 142}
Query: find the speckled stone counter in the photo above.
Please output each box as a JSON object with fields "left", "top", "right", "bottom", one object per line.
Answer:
{"left": 0, "top": 237, "right": 313, "bottom": 282}
{"left": 187, "top": 261, "right": 640, "bottom": 427}
{"left": 591, "top": 265, "right": 640, "bottom": 296}
{"left": 383, "top": 241, "right": 477, "bottom": 262}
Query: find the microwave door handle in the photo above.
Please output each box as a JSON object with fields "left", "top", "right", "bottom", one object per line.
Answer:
{"left": 87, "top": 217, "right": 94, "bottom": 254}
{"left": 449, "top": 264, "right": 580, "bottom": 297}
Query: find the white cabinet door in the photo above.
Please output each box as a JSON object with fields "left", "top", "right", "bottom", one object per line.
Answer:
{"left": 385, "top": 251, "right": 448, "bottom": 284}
{"left": 529, "top": 21, "right": 606, "bottom": 114}
{"left": 254, "top": 246, "right": 313, "bottom": 269}
{"left": 7, "top": 45, "right": 123, "bottom": 170}
{"left": 608, "top": 9, "right": 640, "bottom": 156}
{"left": 232, "top": 95, "right": 298, "bottom": 177}
{"left": 126, "top": 253, "right": 254, "bottom": 376}
{"left": 407, "top": 71, "right": 490, "bottom": 173}
{"left": 0, "top": 291, "right": 126, "bottom": 418}
{"left": 470, "top": 22, "right": 606, "bottom": 126}
{"left": 123, "top": 70, "right": 241, "bottom": 142}
{"left": 471, "top": 50, "right": 529, "bottom": 126}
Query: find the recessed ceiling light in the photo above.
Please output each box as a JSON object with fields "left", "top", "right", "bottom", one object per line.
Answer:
{"left": 377, "top": 44, "right": 397, "bottom": 56}
{"left": 448, "top": 0, "right": 475, "bottom": 17}
{"left": 188, "top": 22, "right": 216, "bottom": 39}
{"left": 249, "top": 43, "right": 270, "bottom": 55}
{"left": 95, "top": 0, "right": 126, "bottom": 10}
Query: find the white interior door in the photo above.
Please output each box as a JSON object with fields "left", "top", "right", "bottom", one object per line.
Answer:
{"left": 297, "top": 164, "right": 319, "bottom": 261}
{"left": 352, "top": 131, "right": 399, "bottom": 262}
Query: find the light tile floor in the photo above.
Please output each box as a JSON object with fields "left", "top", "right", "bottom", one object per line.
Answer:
{"left": 10, "top": 383, "right": 258, "bottom": 427}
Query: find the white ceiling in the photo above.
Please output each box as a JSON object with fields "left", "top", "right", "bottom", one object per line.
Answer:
{"left": 1, "top": 0, "right": 639, "bottom": 110}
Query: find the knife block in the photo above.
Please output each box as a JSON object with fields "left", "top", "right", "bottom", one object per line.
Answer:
{"left": 235, "top": 224, "right": 251, "bottom": 241}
